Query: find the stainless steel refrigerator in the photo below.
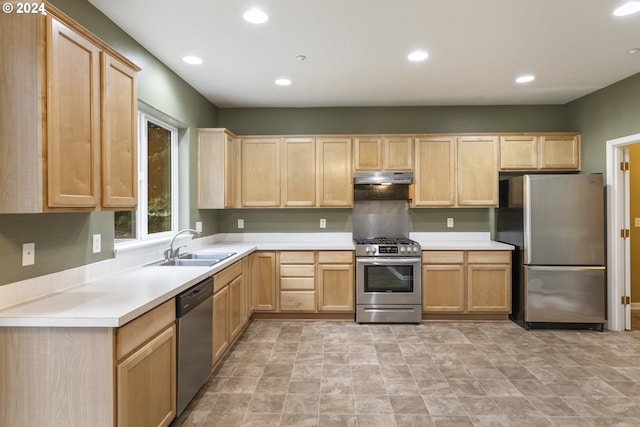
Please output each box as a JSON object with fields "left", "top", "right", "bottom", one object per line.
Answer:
{"left": 496, "top": 174, "right": 605, "bottom": 331}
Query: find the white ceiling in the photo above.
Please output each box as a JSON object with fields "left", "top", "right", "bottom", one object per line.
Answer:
{"left": 88, "top": 0, "right": 640, "bottom": 108}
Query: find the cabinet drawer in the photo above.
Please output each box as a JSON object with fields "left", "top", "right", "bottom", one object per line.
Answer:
{"left": 280, "top": 291, "right": 316, "bottom": 311}
{"left": 116, "top": 299, "right": 175, "bottom": 360}
{"left": 280, "top": 264, "right": 315, "bottom": 277}
{"left": 422, "top": 251, "right": 465, "bottom": 264}
{"left": 317, "top": 251, "right": 353, "bottom": 264}
{"left": 280, "top": 251, "right": 315, "bottom": 264}
{"left": 281, "top": 277, "right": 315, "bottom": 290}
{"left": 467, "top": 251, "right": 511, "bottom": 264}
{"left": 214, "top": 260, "right": 243, "bottom": 292}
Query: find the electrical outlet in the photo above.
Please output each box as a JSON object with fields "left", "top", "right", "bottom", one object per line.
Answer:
{"left": 22, "top": 243, "right": 35, "bottom": 266}
{"left": 320, "top": 218, "right": 326, "bottom": 229}
{"left": 238, "top": 219, "right": 244, "bottom": 229}
{"left": 92, "top": 234, "right": 101, "bottom": 254}
{"left": 195, "top": 221, "right": 203, "bottom": 233}
{"left": 447, "top": 217, "right": 454, "bottom": 228}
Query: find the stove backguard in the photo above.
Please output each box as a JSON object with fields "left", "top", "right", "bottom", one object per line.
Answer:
{"left": 352, "top": 200, "right": 410, "bottom": 240}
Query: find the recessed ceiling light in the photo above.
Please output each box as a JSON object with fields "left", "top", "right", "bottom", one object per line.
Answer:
{"left": 515, "top": 75, "right": 535, "bottom": 83}
{"left": 408, "top": 50, "right": 429, "bottom": 62}
{"left": 182, "top": 56, "right": 203, "bottom": 65}
{"left": 243, "top": 9, "right": 268, "bottom": 24}
{"left": 275, "top": 78, "right": 292, "bottom": 86}
{"left": 627, "top": 47, "right": 640, "bottom": 54}
{"left": 613, "top": 1, "right": 640, "bottom": 16}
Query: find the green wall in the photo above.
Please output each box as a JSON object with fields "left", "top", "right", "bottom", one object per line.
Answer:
{"left": 0, "top": 0, "right": 219, "bottom": 286}
{"left": 219, "top": 105, "right": 570, "bottom": 135}
{"left": 566, "top": 72, "right": 640, "bottom": 175}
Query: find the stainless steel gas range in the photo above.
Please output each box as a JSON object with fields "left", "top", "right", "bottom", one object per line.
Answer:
{"left": 354, "top": 237, "right": 422, "bottom": 323}
{"left": 352, "top": 171, "right": 422, "bottom": 324}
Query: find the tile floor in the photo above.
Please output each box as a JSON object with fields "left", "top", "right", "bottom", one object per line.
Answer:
{"left": 173, "top": 320, "right": 640, "bottom": 427}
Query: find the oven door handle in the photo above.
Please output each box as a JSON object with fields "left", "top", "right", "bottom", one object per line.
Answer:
{"left": 356, "top": 257, "right": 421, "bottom": 266}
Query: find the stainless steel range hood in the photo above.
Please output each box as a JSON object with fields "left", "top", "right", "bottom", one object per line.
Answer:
{"left": 353, "top": 171, "right": 412, "bottom": 201}
{"left": 353, "top": 171, "right": 413, "bottom": 184}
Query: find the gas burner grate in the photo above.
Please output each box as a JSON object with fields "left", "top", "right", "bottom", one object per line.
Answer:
{"left": 353, "top": 237, "right": 419, "bottom": 245}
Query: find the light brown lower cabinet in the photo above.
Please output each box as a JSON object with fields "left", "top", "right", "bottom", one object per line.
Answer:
{"left": 212, "top": 260, "right": 244, "bottom": 365}
{"left": 254, "top": 251, "right": 277, "bottom": 311}
{"left": 0, "top": 299, "right": 177, "bottom": 427}
{"left": 317, "top": 251, "right": 354, "bottom": 312}
{"left": 423, "top": 250, "right": 511, "bottom": 316}
{"left": 212, "top": 285, "right": 229, "bottom": 364}
{"left": 116, "top": 325, "right": 176, "bottom": 427}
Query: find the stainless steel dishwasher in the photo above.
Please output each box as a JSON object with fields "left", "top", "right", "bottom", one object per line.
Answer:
{"left": 176, "top": 277, "right": 213, "bottom": 416}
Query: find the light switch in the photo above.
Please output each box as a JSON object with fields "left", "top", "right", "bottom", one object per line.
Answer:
{"left": 22, "top": 243, "right": 35, "bottom": 266}
{"left": 92, "top": 234, "right": 101, "bottom": 254}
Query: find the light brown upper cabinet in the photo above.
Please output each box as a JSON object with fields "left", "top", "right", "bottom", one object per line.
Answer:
{"left": 282, "top": 138, "right": 316, "bottom": 207}
{"left": 0, "top": 6, "right": 139, "bottom": 213}
{"left": 499, "top": 133, "right": 581, "bottom": 171}
{"left": 353, "top": 136, "right": 413, "bottom": 171}
{"left": 198, "top": 128, "right": 240, "bottom": 208}
{"left": 413, "top": 136, "right": 456, "bottom": 206}
{"left": 317, "top": 138, "right": 353, "bottom": 207}
{"left": 457, "top": 136, "right": 499, "bottom": 206}
{"left": 413, "top": 135, "right": 498, "bottom": 207}
{"left": 241, "top": 137, "right": 281, "bottom": 207}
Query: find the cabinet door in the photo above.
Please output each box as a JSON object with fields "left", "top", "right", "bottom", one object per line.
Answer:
{"left": 467, "top": 264, "right": 511, "bottom": 313}
{"left": 317, "top": 264, "right": 354, "bottom": 312}
{"left": 198, "top": 129, "right": 239, "bottom": 209}
{"left": 117, "top": 325, "right": 176, "bottom": 427}
{"left": 242, "top": 137, "right": 280, "bottom": 207}
{"left": 243, "top": 253, "right": 257, "bottom": 320}
{"left": 422, "top": 264, "right": 465, "bottom": 312}
{"left": 499, "top": 135, "right": 538, "bottom": 170}
{"left": 317, "top": 138, "right": 353, "bottom": 207}
{"left": 354, "top": 137, "right": 382, "bottom": 170}
{"left": 255, "top": 251, "right": 277, "bottom": 311}
{"left": 212, "top": 286, "right": 229, "bottom": 364}
{"left": 228, "top": 275, "right": 244, "bottom": 341}
{"left": 282, "top": 138, "right": 316, "bottom": 207}
{"left": 102, "top": 53, "right": 137, "bottom": 208}
{"left": 539, "top": 135, "right": 580, "bottom": 170}
{"left": 413, "top": 136, "right": 456, "bottom": 207}
{"left": 457, "top": 136, "right": 498, "bottom": 207}
{"left": 47, "top": 16, "right": 101, "bottom": 208}
{"left": 385, "top": 137, "right": 413, "bottom": 170}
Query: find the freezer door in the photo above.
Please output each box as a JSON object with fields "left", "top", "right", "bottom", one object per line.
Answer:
{"left": 524, "top": 174, "right": 604, "bottom": 266}
{"left": 525, "top": 266, "right": 605, "bottom": 323}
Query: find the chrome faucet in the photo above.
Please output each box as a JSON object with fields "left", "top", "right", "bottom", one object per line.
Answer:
{"left": 164, "top": 229, "right": 201, "bottom": 261}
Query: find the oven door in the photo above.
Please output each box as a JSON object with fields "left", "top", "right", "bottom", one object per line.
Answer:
{"left": 356, "top": 257, "right": 422, "bottom": 305}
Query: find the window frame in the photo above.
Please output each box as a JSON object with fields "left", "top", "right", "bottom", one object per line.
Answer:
{"left": 114, "top": 112, "right": 179, "bottom": 246}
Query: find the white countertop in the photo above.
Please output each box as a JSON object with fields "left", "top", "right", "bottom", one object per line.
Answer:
{"left": 0, "top": 236, "right": 512, "bottom": 328}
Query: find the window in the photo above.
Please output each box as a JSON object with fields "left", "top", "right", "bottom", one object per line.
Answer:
{"left": 115, "top": 113, "right": 178, "bottom": 243}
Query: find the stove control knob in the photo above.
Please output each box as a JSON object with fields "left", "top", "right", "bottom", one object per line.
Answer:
{"left": 365, "top": 246, "right": 371, "bottom": 253}
{"left": 371, "top": 247, "right": 377, "bottom": 254}
{"left": 412, "top": 247, "right": 418, "bottom": 253}
{"left": 400, "top": 247, "right": 406, "bottom": 253}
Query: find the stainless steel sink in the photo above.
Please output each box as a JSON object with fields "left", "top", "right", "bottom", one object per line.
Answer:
{"left": 179, "top": 252, "right": 236, "bottom": 261}
{"left": 148, "top": 252, "right": 236, "bottom": 267}
{"left": 155, "top": 259, "right": 220, "bottom": 267}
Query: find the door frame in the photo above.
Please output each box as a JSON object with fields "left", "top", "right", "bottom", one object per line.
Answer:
{"left": 606, "top": 133, "right": 639, "bottom": 331}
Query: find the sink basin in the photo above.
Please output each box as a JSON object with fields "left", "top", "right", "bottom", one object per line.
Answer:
{"left": 152, "top": 259, "right": 220, "bottom": 267}
{"left": 179, "top": 252, "right": 236, "bottom": 261}
{"left": 147, "top": 252, "right": 236, "bottom": 267}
